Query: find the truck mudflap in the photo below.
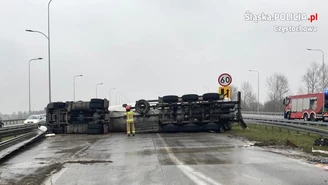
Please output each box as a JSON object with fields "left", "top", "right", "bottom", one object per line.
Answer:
{"left": 236, "top": 91, "right": 247, "bottom": 130}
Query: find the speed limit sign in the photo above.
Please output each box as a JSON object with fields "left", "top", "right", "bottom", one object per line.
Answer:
{"left": 218, "top": 73, "right": 232, "bottom": 87}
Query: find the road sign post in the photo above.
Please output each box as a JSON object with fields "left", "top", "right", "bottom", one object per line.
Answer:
{"left": 218, "top": 73, "right": 232, "bottom": 87}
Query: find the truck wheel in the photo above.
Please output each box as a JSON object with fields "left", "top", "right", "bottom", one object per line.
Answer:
{"left": 91, "top": 99, "right": 104, "bottom": 104}
{"left": 303, "top": 114, "right": 308, "bottom": 121}
{"left": 202, "top": 93, "right": 219, "bottom": 101}
{"left": 221, "top": 103, "right": 235, "bottom": 109}
{"left": 310, "top": 113, "right": 315, "bottom": 121}
{"left": 222, "top": 121, "right": 232, "bottom": 131}
{"left": 90, "top": 102, "right": 103, "bottom": 109}
{"left": 47, "top": 102, "right": 65, "bottom": 109}
{"left": 182, "top": 94, "right": 199, "bottom": 102}
{"left": 135, "top": 99, "right": 150, "bottom": 114}
{"left": 162, "top": 95, "right": 179, "bottom": 103}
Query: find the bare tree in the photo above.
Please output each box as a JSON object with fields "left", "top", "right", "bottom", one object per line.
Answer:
{"left": 240, "top": 81, "right": 256, "bottom": 110}
{"left": 301, "top": 61, "right": 320, "bottom": 93}
{"left": 266, "top": 73, "right": 290, "bottom": 112}
{"left": 318, "top": 63, "right": 328, "bottom": 91}
{"left": 297, "top": 87, "right": 307, "bottom": 94}
{"left": 230, "top": 85, "right": 238, "bottom": 100}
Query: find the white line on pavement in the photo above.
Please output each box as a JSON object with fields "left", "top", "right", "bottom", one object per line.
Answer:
{"left": 156, "top": 133, "right": 223, "bottom": 185}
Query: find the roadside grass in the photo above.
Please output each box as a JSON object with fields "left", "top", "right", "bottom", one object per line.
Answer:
{"left": 229, "top": 123, "right": 327, "bottom": 154}
{"left": 0, "top": 136, "right": 15, "bottom": 142}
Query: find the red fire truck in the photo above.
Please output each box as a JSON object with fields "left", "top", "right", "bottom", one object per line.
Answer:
{"left": 283, "top": 91, "right": 328, "bottom": 121}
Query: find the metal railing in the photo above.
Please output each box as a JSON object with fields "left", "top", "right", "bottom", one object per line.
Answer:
{"left": 0, "top": 124, "right": 38, "bottom": 138}
{"left": 241, "top": 111, "right": 283, "bottom": 116}
{"left": 244, "top": 117, "right": 328, "bottom": 137}
{"left": 2, "top": 119, "right": 25, "bottom": 126}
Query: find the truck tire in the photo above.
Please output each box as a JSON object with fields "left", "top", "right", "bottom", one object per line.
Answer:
{"left": 48, "top": 102, "right": 65, "bottom": 109}
{"left": 182, "top": 94, "right": 199, "bottom": 102}
{"left": 310, "top": 113, "right": 315, "bottom": 121}
{"left": 220, "top": 103, "right": 235, "bottom": 109}
{"left": 90, "top": 98, "right": 104, "bottom": 104}
{"left": 90, "top": 102, "right": 103, "bottom": 109}
{"left": 220, "top": 113, "right": 235, "bottom": 120}
{"left": 223, "top": 121, "right": 232, "bottom": 131}
{"left": 135, "top": 99, "right": 150, "bottom": 114}
{"left": 202, "top": 93, "right": 219, "bottom": 101}
{"left": 163, "top": 95, "right": 179, "bottom": 103}
{"left": 303, "top": 114, "right": 308, "bottom": 121}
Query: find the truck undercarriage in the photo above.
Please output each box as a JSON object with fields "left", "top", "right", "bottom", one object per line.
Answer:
{"left": 131, "top": 91, "right": 246, "bottom": 132}
{"left": 46, "top": 92, "right": 246, "bottom": 134}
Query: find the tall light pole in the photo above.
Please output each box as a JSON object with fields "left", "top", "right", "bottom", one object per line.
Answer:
{"left": 29, "top": 57, "right": 43, "bottom": 115}
{"left": 109, "top": 88, "right": 115, "bottom": 105}
{"left": 96, "top": 83, "right": 103, "bottom": 98}
{"left": 26, "top": 0, "right": 54, "bottom": 103}
{"left": 249, "top": 70, "right": 260, "bottom": 114}
{"left": 307, "top": 48, "right": 325, "bottom": 113}
{"left": 73, "top": 75, "right": 83, "bottom": 101}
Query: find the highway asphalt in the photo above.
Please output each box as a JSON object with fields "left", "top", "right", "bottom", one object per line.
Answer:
{"left": 1, "top": 132, "right": 328, "bottom": 185}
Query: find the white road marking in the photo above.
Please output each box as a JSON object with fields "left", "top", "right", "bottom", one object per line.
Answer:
{"left": 156, "top": 133, "right": 223, "bottom": 185}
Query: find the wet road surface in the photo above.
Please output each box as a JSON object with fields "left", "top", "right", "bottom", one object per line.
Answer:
{"left": 0, "top": 133, "right": 328, "bottom": 185}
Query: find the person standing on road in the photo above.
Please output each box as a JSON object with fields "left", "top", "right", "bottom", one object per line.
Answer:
{"left": 125, "top": 105, "right": 135, "bottom": 136}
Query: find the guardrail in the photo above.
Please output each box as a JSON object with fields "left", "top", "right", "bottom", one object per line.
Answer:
{"left": 2, "top": 119, "right": 25, "bottom": 126}
{"left": 242, "top": 111, "right": 283, "bottom": 116}
{"left": 0, "top": 124, "right": 38, "bottom": 138}
{"left": 244, "top": 117, "right": 328, "bottom": 137}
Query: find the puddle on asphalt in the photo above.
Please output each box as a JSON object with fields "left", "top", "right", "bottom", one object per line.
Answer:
{"left": 159, "top": 155, "right": 233, "bottom": 165}
{"left": 64, "top": 159, "right": 113, "bottom": 164}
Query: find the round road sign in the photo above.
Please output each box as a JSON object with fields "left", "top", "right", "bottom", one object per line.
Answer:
{"left": 218, "top": 73, "right": 232, "bottom": 87}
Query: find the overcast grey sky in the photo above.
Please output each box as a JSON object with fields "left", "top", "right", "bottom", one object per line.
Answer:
{"left": 0, "top": 0, "right": 326, "bottom": 114}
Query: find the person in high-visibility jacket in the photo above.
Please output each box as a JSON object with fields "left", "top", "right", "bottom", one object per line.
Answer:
{"left": 125, "top": 105, "right": 135, "bottom": 136}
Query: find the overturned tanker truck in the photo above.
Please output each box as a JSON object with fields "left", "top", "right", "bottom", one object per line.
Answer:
{"left": 45, "top": 99, "right": 110, "bottom": 134}
{"left": 124, "top": 91, "right": 247, "bottom": 132}
{"left": 46, "top": 92, "right": 246, "bottom": 134}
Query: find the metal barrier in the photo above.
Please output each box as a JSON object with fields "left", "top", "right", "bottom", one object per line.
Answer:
{"left": 242, "top": 111, "right": 283, "bottom": 116}
{"left": 2, "top": 119, "right": 25, "bottom": 126}
{"left": 244, "top": 117, "right": 328, "bottom": 137}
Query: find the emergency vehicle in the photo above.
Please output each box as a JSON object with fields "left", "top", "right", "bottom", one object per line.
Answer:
{"left": 283, "top": 90, "right": 328, "bottom": 121}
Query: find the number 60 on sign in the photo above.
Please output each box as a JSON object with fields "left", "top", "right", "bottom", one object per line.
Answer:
{"left": 218, "top": 73, "right": 232, "bottom": 87}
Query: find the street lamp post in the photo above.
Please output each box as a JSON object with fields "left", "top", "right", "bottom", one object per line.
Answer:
{"left": 249, "top": 70, "right": 260, "bottom": 114}
{"left": 307, "top": 48, "right": 325, "bottom": 113}
{"left": 109, "top": 88, "right": 115, "bottom": 105}
{"left": 96, "top": 83, "right": 103, "bottom": 98}
{"left": 26, "top": 0, "right": 54, "bottom": 103}
{"left": 73, "top": 75, "right": 83, "bottom": 101}
{"left": 29, "top": 57, "right": 43, "bottom": 114}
